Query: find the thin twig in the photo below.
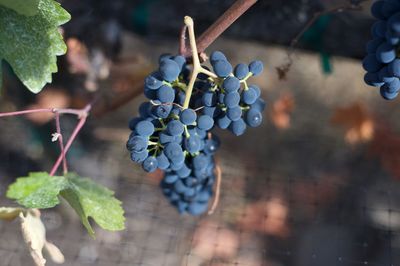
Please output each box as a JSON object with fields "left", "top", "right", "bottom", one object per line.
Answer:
{"left": 277, "top": 0, "right": 368, "bottom": 80}
{"left": 208, "top": 164, "right": 222, "bottom": 215}
{"left": 49, "top": 108, "right": 90, "bottom": 176}
{"left": 55, "top": 113, "right": 68, "bottom": 174}
{"left": 0, "top": 107, "right": 89, "bottom": 118}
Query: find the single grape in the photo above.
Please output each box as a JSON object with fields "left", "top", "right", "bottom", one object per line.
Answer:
{"left": 223, "top": 76, "right": 240, "bottom": 92}
{"left": 217, "top": 115, "right": 231, "bottom": 129}
{"left": 362, "top": 54, "right": 383, "bottom": 72}
{"left": 157, "top": 85, "right": 175, "bottom": 102}
{"left": 167, "top": 120, "right": 184, "bottom": 136}
{"left": 159, "top": 59, "right": 180, "bottom": 82}
{"left": 251, "top": 98, "right": 266, "bottom": 112}
{"left": 380, "top": 86, "right": 399, "bottom": 100}
{"left": 227, "top": 106, "right": 242, "bottom": 121}
{"left": 184, "top": 135, "right": 202, "bottom": 153}
{"left": 376, "top": 42, "right": 396, "bottom": 63}
{"left": 371, "top": 0, "right": 386, "bottom": 19}
{"left": 234, "top": 63, "right": 249, "bottom": 79}
{"left": 143, "top": 156, "right": 158, "bottom": 172}
{"left": 249, "top": 60, "right": 264, "bottom": 76}
{"left": 145, "top": 72, "right": 163, "bottom": 90}
{"left": 135, "top": 120, "right": 155, "bottom": 136}
{"left": 242, "top": 87, "right": 258, "bottom": 105}
{"left": 224, "top": 92, "right": 240, "bottom": 108}
{"left": 210, "top": 51, "right": 227, "bottom": 62}
{"left": 164, "top": 142, "right": 183, "bottom": 160}
{"left": 126, "top": 135, "right": 148, "bottom": 153}
{"left": 246, "top": 109, "right": 263, "bottom": 127}
{"left": 197, "top": 115, "right": 214, "bottom": 130}
{"left": 213, "top": 60, "right": 232, "bottom": 78}
{"left": 180, "top": 109, "right": 197, "bottom": 125}
{"left": 157, "top": 152, "right": 170, "bottom": 170}
{"left": 229, "top": 118, "right": 247, "bottom": 136}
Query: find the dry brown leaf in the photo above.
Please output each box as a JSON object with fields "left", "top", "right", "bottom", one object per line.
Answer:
{"left": 270, "top": 92, "right": 295, "bottom": 129}
{"left": 192, "top": 220, "right": 239, "bottom": 260}
{"left": 331, "top": 102, "right": 374, "bottom": 144}
{"left": 238, "top": 197, "right": 289, "bottom": 237}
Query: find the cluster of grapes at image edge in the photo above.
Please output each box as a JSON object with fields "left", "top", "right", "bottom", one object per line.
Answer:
{"left": 127, "top": 51, "right": 265, "bottom": 215}
{"left": 363, "top": 0, "right": 400, "bottom": 100}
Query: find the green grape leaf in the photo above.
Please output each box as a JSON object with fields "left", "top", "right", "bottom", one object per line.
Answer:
{"left": 6, "top": 172, "right": 125, "bottom": 237}
{"left": 0, "top": 0, "right": 40, "bottom": 16}
{"left": 61, "top": 174, "right": 125, "bottom": 238}
{"left": 6, "top": 172, "right": 68, "bottom": 209}
{"left": 0, "top": 0, "right": 71, "bottom": 93}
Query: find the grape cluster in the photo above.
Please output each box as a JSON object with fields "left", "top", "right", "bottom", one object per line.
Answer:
{"left": 127, "top": 51, "right": 265, "bottom": 215}
{"left": 363, "top": 0, "right": 400, "bottom": 100}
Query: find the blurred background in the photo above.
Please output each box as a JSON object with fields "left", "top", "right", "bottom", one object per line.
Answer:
{"left": 2, "top": 0, "right": 400, "bottom": 265}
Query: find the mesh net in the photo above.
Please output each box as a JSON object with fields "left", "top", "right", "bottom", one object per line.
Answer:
{"left": 1, "top": 7, "right": 400, "bottom": 266}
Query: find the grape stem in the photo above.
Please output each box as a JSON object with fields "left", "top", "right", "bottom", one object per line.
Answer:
{"left": 182, "top": 16, "right": 218, "bottom": 109}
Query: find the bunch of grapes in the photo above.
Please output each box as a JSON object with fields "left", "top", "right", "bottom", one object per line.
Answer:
{"left": 363, "top": 0, "right": 400, "bottom": 100}
{"left": 126, "top": 17, "right": 265, "bottom": 215}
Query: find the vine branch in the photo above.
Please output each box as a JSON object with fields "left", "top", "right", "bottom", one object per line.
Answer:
{"left": 181, "top": 0, "right": 258, "bottom": 58}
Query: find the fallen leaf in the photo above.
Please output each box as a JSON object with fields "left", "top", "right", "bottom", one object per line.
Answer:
{"left": 270, "top": 92, "right": 295, "bottom": 129}
{"left": 331, "top": 102, "right": 374, "bottom": 144}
